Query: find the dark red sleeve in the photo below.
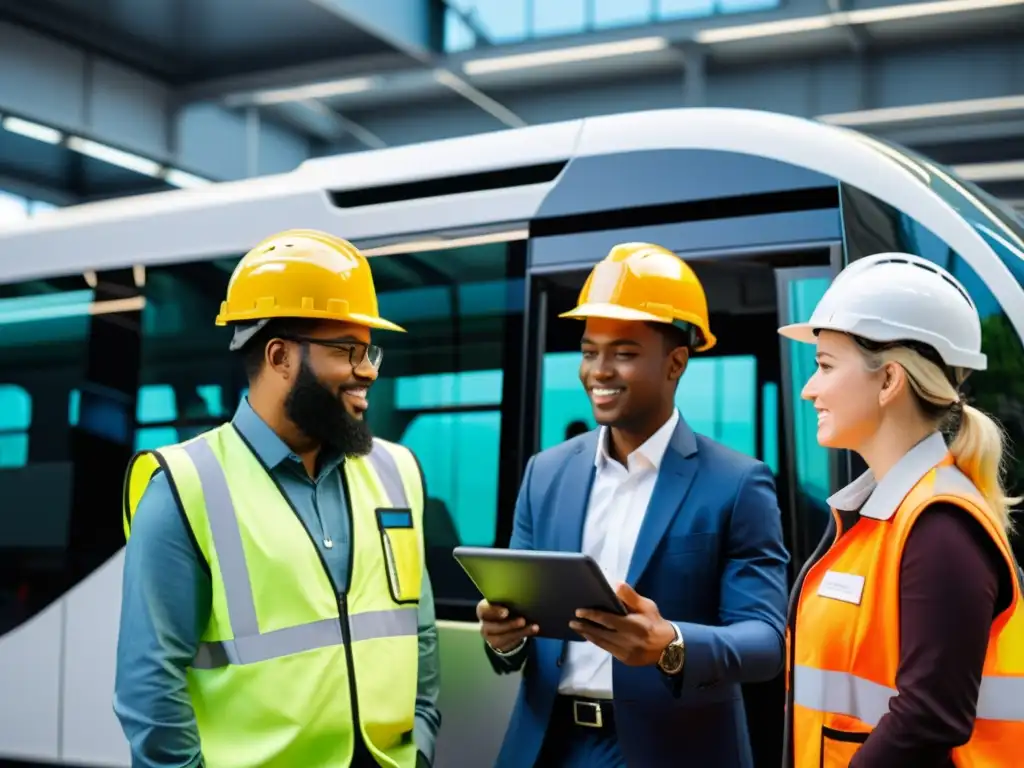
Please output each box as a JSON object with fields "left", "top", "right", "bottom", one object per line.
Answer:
{"left": 850, "top": 503, "right": 1007, "bottom": 768}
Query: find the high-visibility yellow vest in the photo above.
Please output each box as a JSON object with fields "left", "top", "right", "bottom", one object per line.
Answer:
{"left": 122, "top": 423, "right": 425, "bottom": 768}
{"left": 789, "top": 454, "right": 1024, "bottom": 767}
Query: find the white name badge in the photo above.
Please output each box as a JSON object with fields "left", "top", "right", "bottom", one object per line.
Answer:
{"left": 817, "top": 570, "right": 865, "bottom": 605}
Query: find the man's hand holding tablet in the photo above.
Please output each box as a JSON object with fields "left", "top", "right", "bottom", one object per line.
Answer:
{"left": 477, "top": 599, "right": 539, "bottom": 653}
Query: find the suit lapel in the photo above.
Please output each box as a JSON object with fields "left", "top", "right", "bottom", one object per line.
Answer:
{"left": 625, "top": 418, "right": 700, "bottom": 585}
{"left": 556, "top": 433, "right": 598, "bottom": 553}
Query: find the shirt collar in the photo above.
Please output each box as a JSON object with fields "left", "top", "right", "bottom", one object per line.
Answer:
{"left": 595, "top": 408, "right": 679, "bottom": 472}
{"left": 827, "top": 431, "right": 949, "bottom": 521}
{"left": 231, "top": 398, "right": 345, "bottom": 476}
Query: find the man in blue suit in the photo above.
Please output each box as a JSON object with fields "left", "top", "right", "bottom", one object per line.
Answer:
{"left": 478, "top": 243, "right": 790, "bottom": 767}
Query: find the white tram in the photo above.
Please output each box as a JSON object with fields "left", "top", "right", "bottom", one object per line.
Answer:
{"left": 0, "top": 107, "right": 1021, "bottom": 768}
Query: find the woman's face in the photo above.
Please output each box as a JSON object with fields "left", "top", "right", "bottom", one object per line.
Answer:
{"left": 801, "top": 331, "right": 886, "bottom": 450}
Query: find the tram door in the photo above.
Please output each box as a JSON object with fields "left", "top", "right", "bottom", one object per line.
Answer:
{"left": 526, "top": 245, "right": 845, "bottom": 767}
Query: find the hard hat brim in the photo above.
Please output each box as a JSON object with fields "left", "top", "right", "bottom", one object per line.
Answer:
{"left": 560, "top": 302, "right": 718, "bottom": 352}
{"left": 777, "top": 322, "right": 819, "bottom": 344}
{"left": 347, "top": 312, "right": 406, "bottom": 333}
{"left": 217, "top": 308, "right": 406, "bottom": 333}
{"left": 558, "top": 302, "right": 668, "bottom": 324}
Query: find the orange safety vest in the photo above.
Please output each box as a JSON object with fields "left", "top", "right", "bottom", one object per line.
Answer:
{"left": 789, "top": 454, "right": 1024, "bottom": 766}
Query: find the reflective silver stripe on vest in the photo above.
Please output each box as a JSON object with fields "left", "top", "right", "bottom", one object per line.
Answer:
{"left": 367, "top": 440, "right": 410, "bottom": 508}
{"left": 183, "top": 438, "right": 259, "bottom": 638}
{"left": 794, "top": 665, "right": 1024, "bottom": 724}
{"left": 192, "top": 608, "right": 419, "bottom": 669}
{"left": 793, "top": 666, "right": 896, "bottom": 727}
{"left": 183, "top": 437, "right": 418, "bottom": 670}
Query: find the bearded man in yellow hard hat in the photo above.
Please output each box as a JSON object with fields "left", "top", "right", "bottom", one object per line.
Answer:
{"left": 115, "top": 229, "right": 440, "bottom": 768}
{"left": 478, "top": 243, "right": 789, "bottom": 768}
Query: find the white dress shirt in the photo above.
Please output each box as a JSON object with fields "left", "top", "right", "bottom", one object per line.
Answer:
{"left": 556, "top": 408, "right": 680, "bottom": 699}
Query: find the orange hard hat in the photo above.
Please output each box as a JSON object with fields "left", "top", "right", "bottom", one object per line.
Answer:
{"left": 559, "top": 242, "right": 716, "bottom": 352}
{"left": 215, "top": 228, "right": 404, "bottom": 334}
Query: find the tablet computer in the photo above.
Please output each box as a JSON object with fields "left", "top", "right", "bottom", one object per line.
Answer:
{"left": 452, "top": 546, "right": 628, "bottom": 641}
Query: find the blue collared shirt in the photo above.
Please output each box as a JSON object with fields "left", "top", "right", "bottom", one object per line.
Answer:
{"left": 113, "top": 399, "right": 440, "bottom": 766}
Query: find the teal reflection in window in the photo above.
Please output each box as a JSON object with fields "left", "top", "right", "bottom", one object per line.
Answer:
{"left": 137, "top": 384, "right": 177, "bottom": 423}
{"left": 195, "top": 385, "right": 226, "bottom": 419}
{"left": 391, "top": 370, "right": 504, "bottom": 547}
{"left": 135, "top": 427, "right": 179, "bottom": 451}
{"left": 0, "top": 384, "right": 31, "bottom": 467}
{"left": 786, "top": 277, "right": 831, "bottom": 501}
{"left": 541, "top": 352, "right": 761, "bottom": 458}
{"left": 761, "top": 381, "right": 779, "bottom": 475}
{"left": 401, "top": 411, "right": 501, "bottom": 546}
{"left": 396, "top": 370, "right": 502, "bottom": 409}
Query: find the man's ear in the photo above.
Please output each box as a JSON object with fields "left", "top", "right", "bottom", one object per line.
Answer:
{"left": 668, "top": 346, "right": 689, "bottom": 383}
{"left": 266, "top": 338, "right": 294, "bottom": 381}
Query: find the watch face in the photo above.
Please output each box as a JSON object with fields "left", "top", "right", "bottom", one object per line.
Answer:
{"left": 661, "top": 645, "right": 683, "bottom": 673}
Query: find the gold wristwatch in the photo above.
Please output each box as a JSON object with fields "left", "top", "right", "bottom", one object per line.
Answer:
{"left": 657, "top": 623, "right": 685, "bottom": 676}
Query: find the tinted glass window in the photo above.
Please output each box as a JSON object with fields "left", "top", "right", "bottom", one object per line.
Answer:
{"left": 0, "top": 271, "right": 142, "bottom": 634}
{"left": 137, "top": 243, "right": 526, "bottom": 613}
{"left": 541, "top": 352, "right": 767, "bottom": 460}
{"left": 778, "top": 272, "right": 835, "bottom": 559}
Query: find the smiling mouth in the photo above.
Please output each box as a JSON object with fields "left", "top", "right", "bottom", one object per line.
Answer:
{"left": 342, "top": 387, "right": 369, "bottom": 410}
{"left": 590, "top": 387, "right": 624, "bottom": 407}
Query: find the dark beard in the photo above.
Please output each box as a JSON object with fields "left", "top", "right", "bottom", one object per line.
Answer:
{"left": 284, "top": 352, "right": 374, "bottom": 458}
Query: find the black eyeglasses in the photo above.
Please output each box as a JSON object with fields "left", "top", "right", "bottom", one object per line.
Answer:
{"left": 281, "top": 335, "right": 383, "bottom": 370}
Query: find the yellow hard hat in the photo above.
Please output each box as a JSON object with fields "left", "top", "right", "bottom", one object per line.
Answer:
{"left": 559, "top": 242, "right": 717, "bottom": 352}
{"left": 215, "top": 229, "right": 404, "bottom": 334}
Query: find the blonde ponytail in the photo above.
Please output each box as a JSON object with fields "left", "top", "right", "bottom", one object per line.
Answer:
{"left": 858, "top": 343, "right": 1020, "bottom": 534}
{"left": 949, "top": 404, "right": 1021, "bottom": 534}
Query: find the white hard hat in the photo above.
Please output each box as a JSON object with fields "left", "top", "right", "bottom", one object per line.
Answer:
{"left": 778, "top": 252, "right": 987, "bottom": 370}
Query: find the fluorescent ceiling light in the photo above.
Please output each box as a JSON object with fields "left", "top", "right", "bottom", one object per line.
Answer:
{"left": 164, "top": 168, "right": 212, "bottom": 188}
{"left": 819, "top": 94, "right": 1024, "bottom": 126}
{"left": 463, "top": 37, "right": 670, "bottom": 76}
{"left": 362, "top": 229, "right": 529, "bottom": 257}
{"left": 696, "top": 0, "right": 1024, "bottom": 43}
{"left": 249, "top": 77, "right": 375, "bottom": 106}
{"left": 952, "top": 160, "right": 1024, "bottom": 183}
{"left": 846, "top": 0, "right": 1024, "bottom": 22}
{"left": 67, "top": 137, "right": 162, "bottom": 177}
{"left": 697, "top": 16, "right": 832, "bottom": 43}
{"left": 2, "top": 116, "right": 62, "bottom": 144}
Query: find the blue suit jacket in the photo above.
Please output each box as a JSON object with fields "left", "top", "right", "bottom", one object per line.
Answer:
{"left": 487, "top": 418, "right": 789, "bottom": 768}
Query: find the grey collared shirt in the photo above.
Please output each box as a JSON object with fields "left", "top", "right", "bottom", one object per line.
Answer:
{"left": 827, "top": 431, "right": 950, "bottom": 521}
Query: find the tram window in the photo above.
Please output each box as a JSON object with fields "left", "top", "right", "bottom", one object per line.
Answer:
{"left": 138, "top": 242, "right": 526, "bottom": 607}
{"left": 367, "top": 243, "right": 525, "bottom": 603}
{"left": 0, "top": 275, "right": 94, "bottom": 632}
{"left": 540, "top": 351, "right": 762, "bottom": 459}
{"left": 761, "top": 381, "right": 779, "bottom": 475}
{"left": 0, "top": 385, "right": 31, "bottom": 467}
{"left": 785, "top": 277, "right": 832, "bottom": 504}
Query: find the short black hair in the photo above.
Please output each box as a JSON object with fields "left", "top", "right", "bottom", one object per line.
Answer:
{"left": 239, "top": 317, "right": 322, "bottom": 382}
{"left": 647, "top": 321, "right": 699, "bottom": 353}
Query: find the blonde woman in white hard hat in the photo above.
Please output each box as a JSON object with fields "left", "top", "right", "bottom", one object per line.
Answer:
{"left": 778, "top": 252, "right": 1024, "bottom": 768}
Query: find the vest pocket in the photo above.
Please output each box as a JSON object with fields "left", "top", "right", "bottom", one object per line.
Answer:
{"left": 820, "top": 725, "right": 868, "bottom": 768}
{"left": 376, "top": 508, "right": 422, "bottom": 604}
